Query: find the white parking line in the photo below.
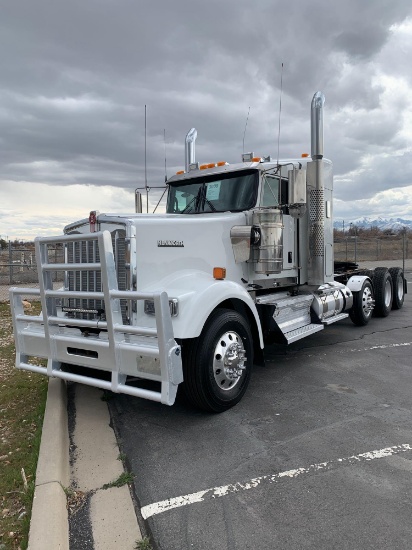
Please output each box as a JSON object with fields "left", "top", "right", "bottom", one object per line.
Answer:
{"left": 353, "top": 342, "right": 412, "bottom": 352}
{"left": 302, "top": 342, "right": 412, "bottom": 358}
{"left": 141, "top": 443, "right": 412, "bottom": 519}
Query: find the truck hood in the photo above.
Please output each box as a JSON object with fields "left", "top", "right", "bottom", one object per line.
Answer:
{"left": 131, "top": 212, "right": 247, "bottom": 290}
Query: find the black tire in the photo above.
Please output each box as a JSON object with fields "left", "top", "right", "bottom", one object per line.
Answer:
{"left": 389, "top": 267, "right": 405, "bottom": 310}
{"left": 373, "top": 267, "right": 393, "bottom": 317}
{"left": 349, "top": 279, "right": 374, "bottom": 326}
{"left": 182, "top": 308, "right": 253, "bottom": 413}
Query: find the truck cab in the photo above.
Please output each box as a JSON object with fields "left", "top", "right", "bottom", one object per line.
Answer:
{"left": 10, "top": 92, "right": 406, "bottom": 413}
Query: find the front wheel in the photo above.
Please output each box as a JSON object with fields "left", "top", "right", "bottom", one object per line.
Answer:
{"left": 182, "top": 308, "right": 253, "bottom": 413}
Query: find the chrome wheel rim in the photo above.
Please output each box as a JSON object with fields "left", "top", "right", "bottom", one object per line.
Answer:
{"left": 362, "top": 285, "right": 374, "bottom": 318}
{"left": 397, "top": 278, "right": 404, "bottom": 302}
{"left": 384, "top": 279, "right": 392, "bottom": 308}
{"left": 213, "top": 331, "right": 246, "bottom": 391}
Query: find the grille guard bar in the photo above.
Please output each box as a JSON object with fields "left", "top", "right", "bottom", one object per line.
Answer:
{"left": 10, "top": 231, "right": 183, "bottom": 406}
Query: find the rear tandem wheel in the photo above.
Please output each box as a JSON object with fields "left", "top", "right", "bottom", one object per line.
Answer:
{"left": 389, "top": 267, "right": 405, "bottom": 310}
{"left": 349, "top": 279, "right": 374, "bottom": 326}
{"left": 372, "top": 267, "right": 393, "bottom": 317}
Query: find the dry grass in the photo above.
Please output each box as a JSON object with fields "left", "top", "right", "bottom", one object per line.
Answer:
{"left": 0, "top": 302, "right": 48, "bottom": 550}
{"left": 334, "top": 236, "right": 411, "bottom": 262}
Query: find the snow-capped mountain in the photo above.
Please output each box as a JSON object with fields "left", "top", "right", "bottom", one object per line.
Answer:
{"left": 333, "top": 217, "right": 412, "bottom": 232}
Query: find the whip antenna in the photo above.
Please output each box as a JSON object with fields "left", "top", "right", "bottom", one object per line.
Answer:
{"left": 144, "top": 104, "right": 148, "bottom": 212}
{"left": 242, "top": 106, "right": 251, "bottom": 154}
{"left": 277, "top": 63, "right": 284, "bottom": 166}
{"left": 164, "top": 128, "right": 167, "bottom": 182}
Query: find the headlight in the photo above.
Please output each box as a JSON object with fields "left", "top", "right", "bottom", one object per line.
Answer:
{"left": 144, "top": 298, "right": 179, "bottom": 317}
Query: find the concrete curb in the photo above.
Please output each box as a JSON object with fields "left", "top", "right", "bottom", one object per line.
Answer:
{"left": 28, "top": 378, "right": 70, "bottom": 550}
{"left": 71, "top": 385, "right": 142, "bottom": 549}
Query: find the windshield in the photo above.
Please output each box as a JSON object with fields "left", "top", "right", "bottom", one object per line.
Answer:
{"left": 166, "top": 169, "right": 258, "bottom": 214}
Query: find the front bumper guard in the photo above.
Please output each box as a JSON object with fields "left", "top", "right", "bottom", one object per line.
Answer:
{"left": 10, "top": 231, "right": 183, "bottom": 406}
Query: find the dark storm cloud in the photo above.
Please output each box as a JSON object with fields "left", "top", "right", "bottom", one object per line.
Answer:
{"left": 1, "top": 0, "right": 412, "bottom": 233}
{"left": 335, "top": 151, "right": 412, "bottom": 202}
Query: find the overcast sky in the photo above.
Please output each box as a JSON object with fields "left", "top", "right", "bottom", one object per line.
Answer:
{"left": 1, "top": 0, "right": 412, "bottom": 240}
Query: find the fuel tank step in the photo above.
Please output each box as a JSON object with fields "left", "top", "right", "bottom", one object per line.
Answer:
{"left": 256, "top": 292, "right": 325, "bottom": 344}
{"left": 283, "top": 323, "right": 324, "bottom": 344}
{"left": 322, "top": 312, "right": 349, "bottom": 325}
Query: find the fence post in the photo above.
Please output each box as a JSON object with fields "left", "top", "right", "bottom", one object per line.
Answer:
{"left": 403, "top": 231, "right": 406, "bottom": 273}
{"left": 8, "top": 242, "right": 12, "bottom": 285}
{"left": 354, "top": 236, "right": 357, "bottom": 263}
{"left": 345, "top": 238, "right": 348, "bottom": 261}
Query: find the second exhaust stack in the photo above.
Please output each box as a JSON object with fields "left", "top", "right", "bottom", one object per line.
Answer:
{"left": 311, "top": 91, "right": 325, "bottom": 160}
{"left": 185, "top": 128, "right": 197, "bottom": 172}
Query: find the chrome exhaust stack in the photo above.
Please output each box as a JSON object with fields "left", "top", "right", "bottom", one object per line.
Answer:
{"left": 307, "top": 91, "right": 331, "bottom": 286}
{"left": 311, "top": 92, "right": 325, "bottom": 159}
{"left": 185, "top": 128, "right": 197, "bottom": 172}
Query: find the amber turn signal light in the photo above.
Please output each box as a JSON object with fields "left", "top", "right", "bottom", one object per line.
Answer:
{"left": 213, "top": 267, "right": 226, "bottom": 280}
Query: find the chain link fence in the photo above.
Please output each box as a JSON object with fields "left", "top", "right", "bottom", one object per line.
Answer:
{"left": 334, "top": 235, "right": 411, "bottom": 263}
{"left": 1, "top": 236, "right": 411, "bottom": 301}
{"left": 1, "top": 243, "right": 64, "bottom": 301}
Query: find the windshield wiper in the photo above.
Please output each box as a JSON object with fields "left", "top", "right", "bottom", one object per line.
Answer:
{"left": 180, "top": 187, "right": 202, "bottom": 213}
{"left": 180, "top": 184, "right": 216, "bottom": 214}
{"left": 200, "top": 189, "right": 216, "bottom": 212}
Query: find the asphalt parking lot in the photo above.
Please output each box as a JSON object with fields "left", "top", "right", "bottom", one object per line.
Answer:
{"left": 109, "top": 278, "right": 412, "bottom": 550}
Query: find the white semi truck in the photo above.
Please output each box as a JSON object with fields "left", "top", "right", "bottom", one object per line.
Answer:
{"left": 10, "top": 92, "right": 407, "bottom": 412}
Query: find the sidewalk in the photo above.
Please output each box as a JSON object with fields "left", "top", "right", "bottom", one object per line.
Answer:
{"left": 29, "top": 380, "right": 142, "bottom": 550}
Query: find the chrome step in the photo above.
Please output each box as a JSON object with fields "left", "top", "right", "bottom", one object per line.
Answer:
{"left": 257, "top": 292, "right": 320, "bottom": 343}
{"left": 283, "top": 323, "right": 324, "bottom": 344}
{"left": 322, "top": 313, "right": 349, "bottom": 325}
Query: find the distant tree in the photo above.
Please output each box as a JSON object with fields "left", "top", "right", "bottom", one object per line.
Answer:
{"left": 368, "top": 226, "right": 381, "bottom": 237}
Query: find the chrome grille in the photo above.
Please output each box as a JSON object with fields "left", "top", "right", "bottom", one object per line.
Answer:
{"left": 65, "top": 229, "right": 128, "bottom": 323}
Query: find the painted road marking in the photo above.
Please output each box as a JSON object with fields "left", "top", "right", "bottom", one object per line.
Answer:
{"left": 352, "top": 342, "right": 412, "bottom": 352}
{"left": 141, "top": 444, "right": 412, "bottom": 519}
{"left": 302, "top": 342, "right": 412, "bottom": 358}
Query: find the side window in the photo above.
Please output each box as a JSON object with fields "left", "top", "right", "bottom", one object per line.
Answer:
{"left": 261, "top": 175, "right": 280, "bottom": 206}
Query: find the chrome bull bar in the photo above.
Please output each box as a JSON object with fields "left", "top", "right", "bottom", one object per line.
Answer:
{"left": 10, "top": 231, "right": 183, "bottom": 406}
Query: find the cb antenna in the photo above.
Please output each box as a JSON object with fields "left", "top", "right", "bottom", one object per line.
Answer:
{"left": 242, "top": 106, "right": 251, "bottom": 154}
{"left": 144, "top": 104, "right": 148, "bottom": 213}
{"left": 164, "top": 128, "right": 167, "bottom": 182}
{"left": 277, "top": 62, "right": 284, "bottom": 167}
